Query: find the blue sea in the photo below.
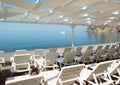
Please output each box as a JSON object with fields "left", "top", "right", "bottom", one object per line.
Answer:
{"left": 0, "top": 22, "right": 120, "bottom": 52}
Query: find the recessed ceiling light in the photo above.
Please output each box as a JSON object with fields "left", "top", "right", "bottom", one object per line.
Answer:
{"left": 64, "top": 19, "right": 69, "bottom": 22}
{"left": 0, "top": 18, "right": 4, "bottom": 21}
{"left": 112, "top": 11, "right": 119, "bottom": 15}
{"left": 83, "top": 14, "right": 88, "bottom": 17}
{"left": 101, "top": 11, "right": 104, "bottom": 13}
{"left": 85, "top": 18, "right": 90, "bottom": 21}
{"left": 59, "top": 15, "right": 64, "bottom": 19}
{"left": 36, "top": 17, "right": 40, "bottom": 20}
{"left": 36, "top": 0, "right": 39, "bottom": 3}
{"left": 107, "top": 20, "right": 111, "bottom": 22}
{"left": 25, "top": 12, "right": 28, "bottom": 16}
{"left": 109, "top": 17, "right": 114, "bottom": 20}
{"left": 49, "top": 10, "right": 53, "bottom": 13}
{"left": 82, "top": 6, "right": 87, "bottom": 10}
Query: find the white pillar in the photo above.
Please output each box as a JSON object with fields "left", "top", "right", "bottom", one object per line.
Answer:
{"left": 116, "top": 26, "right": 119, "bottom": 49}
{"left": 70, "top": 24, "right": 76, "bottom": 52}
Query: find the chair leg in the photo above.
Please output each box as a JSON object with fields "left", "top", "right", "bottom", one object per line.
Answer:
{"left": 93, "top": 74, "right": 99, "bottom": 85}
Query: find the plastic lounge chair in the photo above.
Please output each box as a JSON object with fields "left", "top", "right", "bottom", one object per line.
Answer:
{"left": 79, "top": 50, "right": 93, "bottom": 64}
{"left": 86, "top": 46, "right": 93, "bottom": 51}
{"left": 93, "top": 49, "right": 105, "bottom": 62}
{"left": 58, "top": 51, "right": 76, "bottom": 68}
{"left": 44, "top": 52, "right": 59, "bottom": 70}
{"left": 107, "top": 61, "right": 120, "bottom": 84}
{"left": 104, "top": 45, "right": 110, "bottom": 53}
{"left": 104, "top": 48, "right": 117, "bottom": 60}
{"left": 11, "top": 54, "right": 31, "bottom": 73}
{"left": 75, "top": 47, "right": 83, "bottom": 56}
{"left": 42, "top": 64, "right": 85, "bottom": 85}
{"left": 93, "top": 45, "right": 103, "bottom": 54}
{"left": 110, "top": 44, "right": 116, "bottom": 49}
{"left": 85, "top": 61, "right": 113, "bottom": 85}
{"left": 6, "top": 74, "right": 42, "bottom": 85}
{"left": 49, "top": 48, "right": 57, "bottom": 52}
{"left": 62, "top": 47, "right": 72, "bottom": 57}
{"left": 33, "top": 49, "right": 43, "bottom": 59}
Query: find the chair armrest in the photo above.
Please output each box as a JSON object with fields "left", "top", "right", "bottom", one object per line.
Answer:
{"left": 10, "top": 57, "right": 14, "bottom": 62}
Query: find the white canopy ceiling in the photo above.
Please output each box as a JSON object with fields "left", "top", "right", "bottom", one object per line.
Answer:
{"left": 0, "top": 0, "right": 120, "bottom": 26}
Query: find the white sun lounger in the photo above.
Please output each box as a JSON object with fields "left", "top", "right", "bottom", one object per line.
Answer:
{"left": 44, "top": 52, "right": 59, "bottom": 70}
{"left": 11, "top": 54, "right": 31, "bottom": 73}
{"left": 42, "top": 64, "right": 85, "bottom": 85}
{"left": 6, "top": 74, "right": 42, "bottom": 85}
{"left": 85, "top": 61, "right": 113, "bottom": 85}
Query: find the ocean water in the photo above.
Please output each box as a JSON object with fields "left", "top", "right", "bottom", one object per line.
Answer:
{"left": 0, "top": 22, "right": 120, "bottom": 52}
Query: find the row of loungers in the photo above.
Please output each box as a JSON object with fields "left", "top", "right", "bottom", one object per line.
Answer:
{"left": 1, "top": 43, "right": 120, "bottom": 63}
{"left": 5, "top": 60, "right": 120, "bottom": 85}
{"left": 0, "top": 43, "right": 120, "bottom": 72}
{"left": 0, "top": 43, "right": 120, "bottom": 85}
{"left": 1, "top": 45, "right": 119, "bottom": 71}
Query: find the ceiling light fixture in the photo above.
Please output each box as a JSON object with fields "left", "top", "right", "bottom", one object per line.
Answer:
{"left": 59, "top": 15, "right": 64, "bottom": 19}
{"left": 49, "top": 10, "right": 53, "bottom": 13}
{"left": 64, "top": 19, "right": 69, "bottom": 22}
{"left": 112, "top": 11, "right": 119, "bottom": 15}
{"left": 83, "top": 14, "right": 88, "bottom": 17}
{"left": 109, "top": 17, "right": 114, "bottom": 20}
{"left": 82, "top": 6, "right": 87, "bottom": 10}
{"left": 107, "top": 20, "right": 111, "bottom": 22}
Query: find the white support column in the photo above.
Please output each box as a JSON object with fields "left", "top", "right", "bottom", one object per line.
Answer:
{"left": 114, "top": 26, "right": 118, "bottom": 46}
{"left": 70, "top": 24, "right": 76, "bottom": 52}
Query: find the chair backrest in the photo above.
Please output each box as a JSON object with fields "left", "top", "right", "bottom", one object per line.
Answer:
{"left": 34, "top": 49, "right": 43, "bottom": 59}
{"left": 13, "top": 54, "right": 31, "bottom": 71}
{"left": 63, "top": 47, "right": 72, "bottom": 56}
{"left": 75, "top": 47, "right": 83, "bottom": 56}
{"left": 110, "top": 45, "right": 116, "bottom": 49}
{"left": 15, "top": 49, "right": 27, "bottom": 55}
{"left": 14, "top": 54, "right": 31, "bottom": 64}
{"left": 109, "top": 48, "right": 117, "bottom": 55}
{"left": 95, "top": 46, "right": 103, "bottom": 53}
{"left": 58, "top": 64, "right": 85, "bottom": 84}
{"left": 6, "top": 75, "right": 42, "bottom": 85}
{"left": 94, "top": 61, "right": 112, "bottom": 74}
{"left": 0, "top": 51, "right": 4, "bottom": 57}
{"left": 86, "top": 46, "right": 93, "bottom": 50}
{"left": 104, "top": 45, "right": 110, "bottom": 51}
{"left": 95, "top": 49, "right": 104, "bottom": 57}
{"left": 88, "top": 61, "right": 113, "bottom": 80}
{"left": 97, "top": 45, "right": 103, "bottom": 49}
{"left": 45, "top": 52, "right": 59, "bottom": 65}
{"left": 63, "top": 51, "right": 75, "bottom": 64}
{"left": 81, "top": 50, "right": 92, "bottom": 61}
{"left": 75, "top": 47, "right": 83, "bottom": 52}
{"left": 49, "top": 48, "right": 57, "bottom": 52}
{"left": 27, "top": 50, "right": 34, "bottom": 54}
